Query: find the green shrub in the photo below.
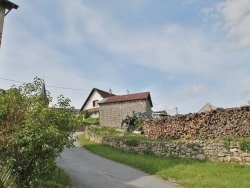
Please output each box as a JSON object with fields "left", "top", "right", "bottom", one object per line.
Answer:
{"left": 81, "top": 110, "right": 90, "bottom": 119}
{"left": 143, "top": 149, "right": 154, "bottom": 155}
{"left": 0, "top": 77, "right": 78, "bottom": 187}
{"left": 240, "top": 137, "right": 250, "bottom": 151}
{"left": 31, "top": 167, "right": 71, "bottom": 188}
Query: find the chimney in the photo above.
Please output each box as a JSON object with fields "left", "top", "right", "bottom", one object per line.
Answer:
{"left": 109, "top": 89, "right": 112, "bottom": 94}
{"left": 127, "top": 89, "right": 129, "bottom": 95}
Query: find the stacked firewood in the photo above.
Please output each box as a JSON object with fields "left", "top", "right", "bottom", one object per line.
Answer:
{"left": 143, "top": 106, "right": 250, "bottom": 140}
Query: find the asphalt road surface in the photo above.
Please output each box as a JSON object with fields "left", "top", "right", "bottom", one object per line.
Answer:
{"left": 56, "top": 132, "right": 179, "bottom": 188}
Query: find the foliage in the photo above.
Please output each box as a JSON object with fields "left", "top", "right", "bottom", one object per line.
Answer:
{"left": 217, "top": 136, "right": 250, "bottom": 151}
{"left": 217, "top": 136, "right": 233, "bottom": 150}
{"left": 0, "top": 77, "right": 78, "bottom": 187}
{"left": 239, "top": 137, "right": 250, "bottom": 151}
{"left": 81, "top": 110, "right": 90, "bottom": 119}
{"left": 0, "top": 165, "right": 18, "bottom": 188}
{"left": 135, "top": 117, "right": 143, "bottom": 127}
{"left": 143, "top": 148, "right": 154, "bottom": 155}
{"left": 80, "top": 135, "right": 250, "bottom": 188}
{"left": 31, "top": 167, "right": 71, "bottom": 188}
{"left": 125, "top": 139, "right": 139, "bottom": 147}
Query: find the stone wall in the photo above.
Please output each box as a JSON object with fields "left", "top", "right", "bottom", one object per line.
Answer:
{"left": 100, "top": 99, "right": 152, "bottom": 127}
{"left": 143, "top": 106, "right": 250, "bottom": 140}
{"left": 85, "top": 128, "right": 250, "bottom": 164}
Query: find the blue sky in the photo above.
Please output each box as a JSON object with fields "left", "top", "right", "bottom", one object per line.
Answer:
{"left": 1, "top": 0, "right": 250, "bottom": 114}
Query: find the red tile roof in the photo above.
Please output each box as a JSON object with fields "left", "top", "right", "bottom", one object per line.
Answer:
{"left": 101, "top": 92, "right": 153, "bottom": 107}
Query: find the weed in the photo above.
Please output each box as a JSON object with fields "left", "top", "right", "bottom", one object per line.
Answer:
{"left": 218, "top": 136, "right": 234, "bottom": 150}
{"left": 125, "top": 139, "right": 139, "bottom": 147}
{"left": 143, "top": 148, "right": 154, "bottom": 155}
{"left": 239, "top": 137, "right": 250, "bottom": 151}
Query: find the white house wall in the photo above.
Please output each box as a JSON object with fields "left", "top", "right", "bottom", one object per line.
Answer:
{"left": 83, "top": 90, "right": 103, "bottom": 110}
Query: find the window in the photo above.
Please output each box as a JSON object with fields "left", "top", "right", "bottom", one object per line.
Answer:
{"left": 93, "top": 100, "right": 98, "bottom": 107}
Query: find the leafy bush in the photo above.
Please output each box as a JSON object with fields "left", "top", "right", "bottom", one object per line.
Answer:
{"left": 143, "top": 149, "right": 154, "bottom": 155}
{"left": 0, "top": 77, "right": 78, "bottom": 187}
{"left": 31, "top": 167, "right": 71, "bottom": 188}
{"left": 240, "top": 137, "right": 250, "bottom": 151}
{"left": 81, "top": 110, "right": 90, "bottom": 119}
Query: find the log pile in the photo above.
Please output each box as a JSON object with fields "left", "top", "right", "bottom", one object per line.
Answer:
{"left": 143, "top": 106, "right": 250, "bottom": 140}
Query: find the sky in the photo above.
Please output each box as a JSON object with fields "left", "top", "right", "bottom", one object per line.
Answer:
{"left": 1, "top": 0, "right": 250, "bottom": 115}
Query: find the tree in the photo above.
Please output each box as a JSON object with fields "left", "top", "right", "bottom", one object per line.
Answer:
{"left": 0, "top": 77, "right": 79, "bottom": 187}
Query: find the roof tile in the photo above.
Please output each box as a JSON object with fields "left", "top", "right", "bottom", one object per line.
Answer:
{"left": 100, "top": 92, "right": 153, "bottom": 107}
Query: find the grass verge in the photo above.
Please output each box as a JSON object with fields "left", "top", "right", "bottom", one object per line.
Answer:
{"left": 79, "top": 134, "right": 250, "bottom": 188}
{"left": 86, "top": 126, "right": 162, "bottom": 141}
{"left": 83, "top": 117, "right": 100, "bottom": 125}
{"left": 32, "top": 167, "right": 71, "bottom": 188}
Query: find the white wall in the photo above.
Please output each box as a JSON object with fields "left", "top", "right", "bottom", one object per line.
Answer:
{"left": 83, "top": 90, "right": 103, "bottom": 110}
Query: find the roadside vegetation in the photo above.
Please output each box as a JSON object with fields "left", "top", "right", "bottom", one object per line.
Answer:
{"left": 83, "top": 117, "right": 100, "bottom": 125}
{"left": 80, "top": 110, "right": 99, "bottom": 125}
{"left": 0, "top": 78, "right": 78, "bottom": 187}
{"left": 86, "top": 126, "right": 158, "bottom": 141}
{"left": 80, "top": 127, "right": 250, "bottom": 188}
{"left": 28, "top": 167, "right": 71, "bottom": 188}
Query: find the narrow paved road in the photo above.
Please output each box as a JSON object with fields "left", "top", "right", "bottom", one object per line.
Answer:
{"left": 56, "top": 132, "right": 179, "bottom": 188}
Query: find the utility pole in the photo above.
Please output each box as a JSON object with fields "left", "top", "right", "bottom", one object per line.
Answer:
{"left": 0, "top": 0, "right": 19, "bottom": 48}
{"left": 175, "top": 107, "right": 178, "bottom": 115}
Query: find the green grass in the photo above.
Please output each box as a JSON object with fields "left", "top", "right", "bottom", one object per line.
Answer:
{"left": 30, "top": 167, "right": 71, "bottom": 188}
{"left": 239, "top": 137, "right": 250, "bottom": 151}
{"left": 0, "top": 165, "right": 71, "bottom": 188}
{"left": 83, "top": 117, "right": 100, "bottom": 125}
{"left": 86, "top": 126, "right": 164, "bottom": 141}
{"left": 79, "top": 135, "right": 250, "bottom": 188}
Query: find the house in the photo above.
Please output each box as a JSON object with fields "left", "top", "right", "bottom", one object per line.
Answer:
{"left": 80, "top": 88, "right": 115, "bottom": 118}
{"left": 152, "top": 110, "right": 169, "bottom": 119}
{"left": 198, "top": 103, "right": 217, "bottom": 113}
{"left": 99, "top": 92, "right": 153, "bottom": 127}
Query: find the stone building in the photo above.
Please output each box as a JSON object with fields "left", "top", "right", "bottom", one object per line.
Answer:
{"left": 99, "top": 92, "right": 153, "bottom": 127}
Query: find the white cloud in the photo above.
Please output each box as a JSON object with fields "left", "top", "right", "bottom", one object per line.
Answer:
{"left": 170, "top": 84, "right": 208, "bottom": 99}
{"left": 211, "top": 0, "right": 250, "bottom": 49}
{"left": 2, "top": 0, "right": 250, "bottom": 114}
{"left": 61, "top": 1, "right": 222, "bottom": 76}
